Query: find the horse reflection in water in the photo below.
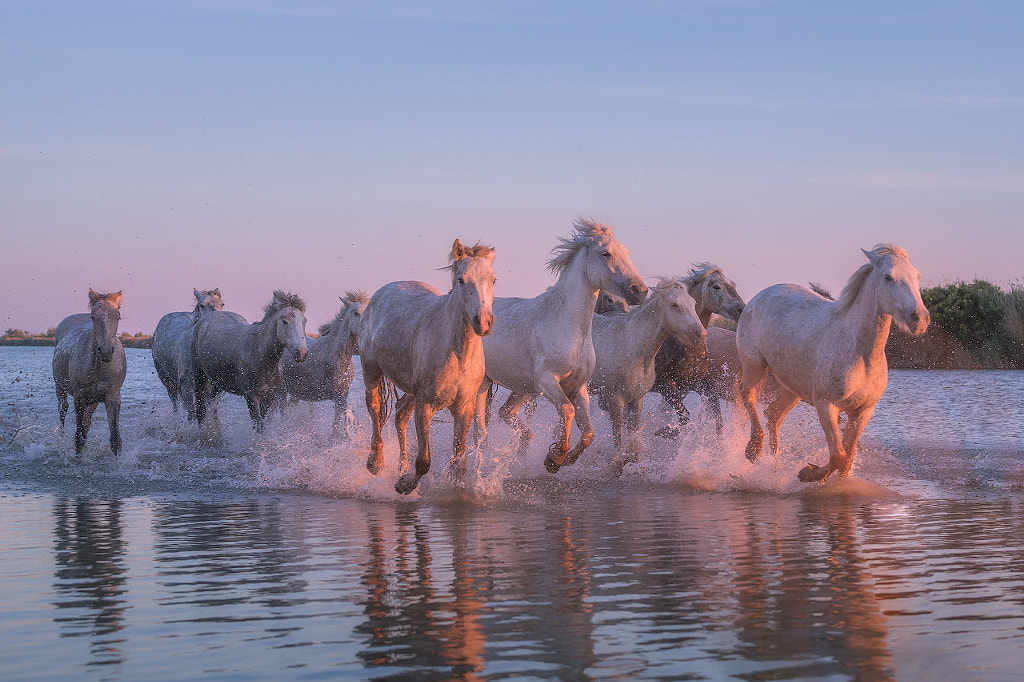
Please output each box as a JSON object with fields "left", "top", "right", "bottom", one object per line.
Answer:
{"left": 357, "top": 506, "right": 485, "bottom": 678}
{"left": 51, "top": 498, "right": 128, "bottom": 669}
{"left": 738, "top": 244, "right": 929, "bottom": 482}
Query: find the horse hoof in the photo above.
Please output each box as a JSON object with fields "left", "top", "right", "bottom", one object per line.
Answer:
{"left": 395, "top": 474, "right": 419, "bottom": 495}
{"left": 544, "top": 445, "right": 565, "bottom": 474}
{"left": 798, "top": 463, "right": 828, "bottom": 482}
{"left": 367, "top": 456, "right": 383, "bottom": 476}
{"left": 744, "top": 440, "right": 762, "bottom": 463}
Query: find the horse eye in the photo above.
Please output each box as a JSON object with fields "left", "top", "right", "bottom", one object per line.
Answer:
{"left": 712, "top": 284, "right": 721, "bottom": 290}
{"left": 457, "top": 277, "right": 465, "bottom": 285}
{"left": 671, "top": 302, "right": 679, "bottom": 308}
{"left": 884, "top": 274, "right": 894, "bottom": 282}
{"left": 601, "top": 251, "right": 611, "bottom": 259}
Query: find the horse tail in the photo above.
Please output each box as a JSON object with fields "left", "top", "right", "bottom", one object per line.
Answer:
{"left": 377, "top": 377, "right": 398, "bottom": 424}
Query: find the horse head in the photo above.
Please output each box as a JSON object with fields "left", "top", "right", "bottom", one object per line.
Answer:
{"left": 862, "top": 245, "right": 930, "bottom": 336}
{"left": 268, "top": 291, "right": 308, "bottom": 362}
{"left": 341, "top": 290, "right": 369, "bottom": 340}
{"left": 684, "top": 264, "right": 745, "bottom": 321}
{"left": 595, "top": 289, "right": 629, "bottom": 316}
{"left": 193, "top": 288, "right": 225, "bottom": 315}
{"left": 652, "top": 279, "right": 706, "bottom": 348}
{"left": 88, "top": 288, "right": 122, "bottom": 362}
{"left": 576, "top": 220, "right": 647, "bottom": 305}
{"left": 449, "top": 239, "right": 496, "bottom": 336}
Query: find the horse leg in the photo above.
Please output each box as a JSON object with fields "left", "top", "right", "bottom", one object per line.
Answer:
{"left": 799, "top": 401, "right": 844, "bottom": 482}
{"left": 703, "top": 396, "right": 725, "bottom": 436}
{"left": 612, "top": 397, "right": 643, "bottom": 477}
{"left": 56, "top": 387, "right": 68, "bottom": 431}
{"left": 654, "top": 384, "right": 690, "bottom": 439}
{"left": 363, "top": 365, "right": 385, "bottom": 475}
{"left": 737, "top": 359, "right": 766, "bottom": 462}
{"left": 837, "top": 405, "right": 875, "bottom": 477}
{"left": 472, "top": 378, "right": 492, "bottom": 450}
{"left": 193, "top": 368, "right": 209, "bottom": 426}
{"left": 332, "top": 393, "right": 350, "bottom": 440}
{"left": 246, "top": 396, "right": 264, "bottom": 433}
{"left": 396, "top": 401, "right": 436, "bottom": 495}
{"left": 562, "top": 385, "right": 594, "bottom": 468}
{"left": 499, "top": 391, "right": 536, "bottom": 454}
{"left": 394, "top": 393, "right": 415, "bottom": 474}
{"left": 765, "top": 387, "right": 800, "bottom": 455}
{"left": 106, "top": 394, "right": 122, "bottom": 456}
{"left": 74, "top": 402, "right": 98, "bottom": 455}
{"left": 447, "top": 396, "right": 475, "bottom": 484}
{"left": 538, "top": 375, "right": 574, "bottom": 473}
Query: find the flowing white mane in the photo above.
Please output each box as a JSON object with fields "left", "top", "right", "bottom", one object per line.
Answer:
{"left": 680, "top": 263, "right": 724, "bottom": 289}
{"left": 833, "top": 243, "right": 909, "bottom": 315}
{"left": 547, "top": 218, "right": 614, "bottom": 276}
{"left": 262, "top": 290, "right": 306, "bottom": 321}
{"left": 319, "top": 290, "right": 368, "bottom": 337}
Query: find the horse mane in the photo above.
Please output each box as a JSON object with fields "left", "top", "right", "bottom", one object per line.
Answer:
{"left": 262, "top": 290, "right": 306, "bottom": 320}
{"left": 547, "top": 217, "right": 614, "bottom": 276}
{"left": 833, "top": 243, "right": 909, "bottom": 315}
{"left": 442, "top": 243, "right": 496, "bottom": 275}
{"left": 89, "top": 290, "right": 122, "bottom": 310}
{"left": 318, "top": 290, "right": 369, "bottom": 336}
{"left": 679, "top": 262, "right": 724, "bottom": 289}
{"left": 652, "top": 276, "right": 686, "bottom": 295}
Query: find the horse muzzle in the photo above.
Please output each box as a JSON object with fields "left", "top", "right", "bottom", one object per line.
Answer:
{"left": 294, "top": 347, "right": 308, "bottom": 362}
{"left": 98, "top": 345, "right": 115, "bottom": 363}
{"left": 473, "top": 313, "right": 494, "bottom": 336}
{"left": 623, "top": 282, "right": 649, "bottom": 306}
{"left": 907, "top": 308, "right": 931, "bottom": 336}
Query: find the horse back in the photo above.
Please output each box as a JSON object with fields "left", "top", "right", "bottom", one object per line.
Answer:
{"left": 54, "top": 313, "right": 92, "bottom": 346}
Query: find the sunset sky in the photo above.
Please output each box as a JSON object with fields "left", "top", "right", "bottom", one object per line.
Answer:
{"left": 3, "top": 1, "right": 1023, "bottom": 334}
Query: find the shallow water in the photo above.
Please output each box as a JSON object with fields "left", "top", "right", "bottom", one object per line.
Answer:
{"left": 2, "top": 347, "right": 1024, "bottom": 680}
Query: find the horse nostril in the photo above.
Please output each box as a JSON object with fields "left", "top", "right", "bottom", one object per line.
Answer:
{"left": 910, "top": 312, "right": 920, "bottom": 324}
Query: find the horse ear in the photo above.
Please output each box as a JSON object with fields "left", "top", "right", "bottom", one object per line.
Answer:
{"left": 110, "top": 291, "right": 123, "bottom": 308}
{"left": 212, "top": 288, "right": 220, "bottom": 297}
{"left": 88, "top": 288, "right": 101, "bottom": 304}
{"left": 862, "top": 249, "right": 883, "bottom": 267}
{"left": 194, "top": 288, "right": 201, "bottom": 298}
{"left": 452, "top": 239, "right": 466, "bottom": 261}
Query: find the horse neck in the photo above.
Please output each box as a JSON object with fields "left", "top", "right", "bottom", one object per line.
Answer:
{"left": 615, "top": 298, "right": 665, "bottom": 362}
{"left": 841, "top": 280, "right": 893, "bottom": 359}
{"left": 689, "top": 285, "right": 714, "bottom": 327}
{"left": 251, "top": 314, "right": 286, "bottom": 366}
{"left": 550, "top": 251, "right": 599, "bottom": 335}
{"left": 439, "top": 290, "right": 478, "bottom": 358}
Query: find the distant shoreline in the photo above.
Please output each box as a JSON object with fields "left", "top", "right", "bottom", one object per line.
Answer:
{"left": 0, "top": 337, "right": 154, "bottom": 349}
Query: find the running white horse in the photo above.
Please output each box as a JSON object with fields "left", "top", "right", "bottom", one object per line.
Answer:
{"left": 281, "top": 291, "right": 368, "bottom": 439}
{"left": 650, "top": 264, "right": 746, "bottom": 438}
{"left": 192, "top": 291, "right": 308, "bottom": 433}
{"left": 152, "top": 288, "right": 225, "bottom": 420}
{"left": 359, "top": 240, "right": 496, "bottom": 495}
{"left": 737, "top": 244, "right": 930, "bottom": 482}
{"left": 52, "top": 289, "right": 126, "bottom": 456}
{"left": 590, "top": 278, "right": 706, "bottom": 475}
{"left": 475, "top": 218, "right": 648, "bottom": 473}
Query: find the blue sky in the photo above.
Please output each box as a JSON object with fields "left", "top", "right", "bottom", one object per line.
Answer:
{"left": 2, "top": 1, "right": 1022, "bottom": 334}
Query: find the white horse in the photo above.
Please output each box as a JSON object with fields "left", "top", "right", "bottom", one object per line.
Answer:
{"left": 192, "top": 291, "right": 308, "bottom": 433}
{"left": 359, "top": 240, "right": 496, "bottom": 495}
{"left": 152, "top": 288, "right": 225, "bottom": 420}
{"left": 475, "top": 218, "right": 648, "bottom": 473}
{"left": 737, "top": 244, "right": 930, "bottom": 482}
{"left": 650, "top": 264, "right": 746, "bottom": 439}
{"left": 52, "top": 289, "right": 126, "bottom": 456}
{"left": 590, "top": 278, "right": 706, "bottom": 475}
{"left": 281, "top": 291, "right": 368, "bottom": 439}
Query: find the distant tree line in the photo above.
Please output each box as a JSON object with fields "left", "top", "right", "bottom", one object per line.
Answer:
{"left": 888, "top": 280, "right": 1024, "bottom": 369}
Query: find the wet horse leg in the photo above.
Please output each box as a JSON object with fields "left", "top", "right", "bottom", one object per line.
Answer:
{"left": 837, "top": 405, "right": 874, "bottom": 477}
{"left": 363, "top": 364, "right": 386, "bottom": 475}
{"left": 499, "top": 391, "right": 536, "bottom": 454}
{"left": 561, "top": 385, "right": 594, "bottom": 467}
{"left": 396, "top": 400, "right": 436, "bottom": 495}
{"left": 446, "top": 396, "right": 475, "bottom": 484}
{"left": 56, "top": 386, "right": 69, "bottom": 431}
{"left": 738, "top": 359, "right": 766, "bottom": 462}
{"left": 612, "top": 397, "right": 644, "bottom": 477}
{"left": 106, "top": 393, "right": 122, "bottom": 456}
{"left": 800, "top": 401, "right": 844, "bottom": 482}
{"left": 394, "top": 393, "right": 415, "bottom": 474}
{"left": 74, "top": 401, "right": 98, "bottom": 455}
{"left": 654, "top": 383, "right": 690, "bottom": 439}
{"left": 765, "top": 387, "right": 800, "bottom": 455}
{"left": 245, "top": 396, "right": 264, "bottom": 433}
{"left": 472, "top": 378, "right": 492, "bottom": 450}
{"left": 538, "top": 375, "right": 574, "bottom": 473}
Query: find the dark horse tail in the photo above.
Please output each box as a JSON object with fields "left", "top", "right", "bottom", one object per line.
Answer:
{"left": 377, "top": 377, "right": 399, "bottom": 424}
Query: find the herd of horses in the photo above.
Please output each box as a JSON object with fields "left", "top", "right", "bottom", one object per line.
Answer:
{"left": 51, "top": 218, "right": 930, "bottom": 493}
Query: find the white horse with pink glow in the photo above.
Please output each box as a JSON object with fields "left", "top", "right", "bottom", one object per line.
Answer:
{"left": 737, "top": 244, "right": 929, "bottom": 482}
